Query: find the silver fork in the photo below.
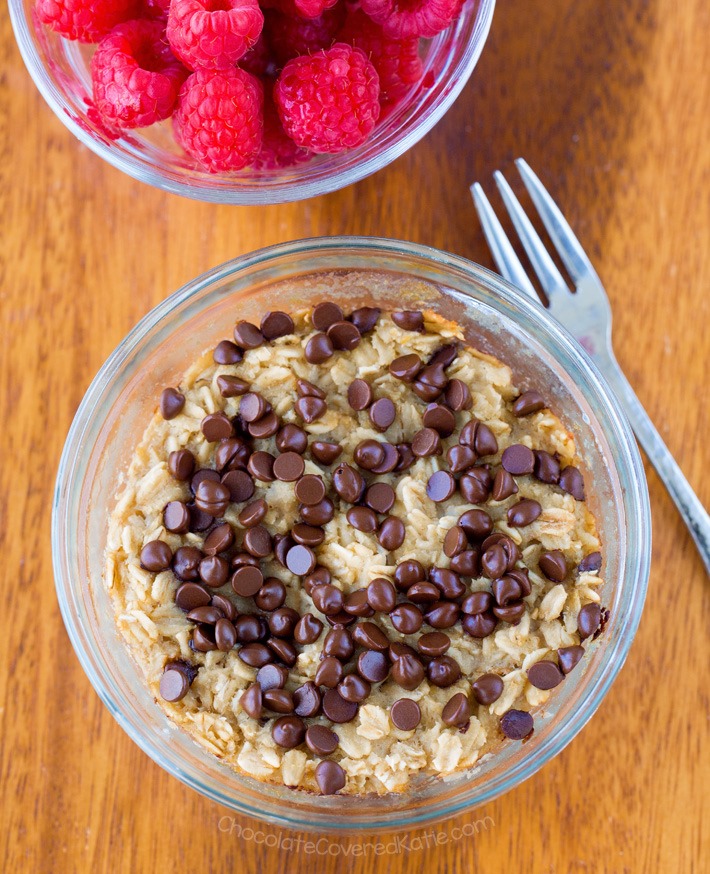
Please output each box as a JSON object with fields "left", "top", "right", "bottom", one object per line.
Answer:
{"left": 471, "top": 159, "right": 710, "bottom": 576}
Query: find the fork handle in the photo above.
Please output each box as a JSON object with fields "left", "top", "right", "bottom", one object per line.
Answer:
{"left": 596, "top": 350, "right": 710, "bottom": 577}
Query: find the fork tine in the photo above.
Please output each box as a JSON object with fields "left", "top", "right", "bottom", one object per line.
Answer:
{"left": 515, "top": 158, "right": 599, "bottom": 286}
{"left": 493, "top": 171, "right": 571, "bottom": 300}
{"left": 469, "top": 183, "right": 539, "bottom": 301}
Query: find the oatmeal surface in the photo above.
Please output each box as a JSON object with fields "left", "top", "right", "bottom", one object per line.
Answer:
{"left": 105, "top": 294, "right": 604, "bottom": 796}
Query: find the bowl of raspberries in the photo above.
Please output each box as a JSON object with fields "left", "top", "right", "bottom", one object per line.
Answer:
{"left": 11, "top": 0, "right": 494, "bottom": 202}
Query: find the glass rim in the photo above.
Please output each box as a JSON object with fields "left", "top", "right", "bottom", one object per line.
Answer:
{"left": 10, "top": 0, "right": 496, "bottom": 204}
{"left": 53, "top": 236, "right": 651, "bottom": 830}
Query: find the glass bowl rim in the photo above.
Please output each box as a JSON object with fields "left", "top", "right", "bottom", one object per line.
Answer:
{"left": 53, "top": 235, "right": 651, "bottom": 829}
{"left": 9, "top": 0, "right": 496, "bottom": 204}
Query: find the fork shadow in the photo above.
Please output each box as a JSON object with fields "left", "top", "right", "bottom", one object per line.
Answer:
{"left": 348, "top": 0, "right": 660, "bottom": 265}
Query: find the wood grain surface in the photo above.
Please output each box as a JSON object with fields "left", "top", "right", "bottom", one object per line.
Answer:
{"left": 1, "top": 0, "right": 708, "bottom": 871}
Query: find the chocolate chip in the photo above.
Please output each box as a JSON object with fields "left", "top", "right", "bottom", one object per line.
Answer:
{"left": 450, "top": 549, "right": 481, "bottom": 577}
{"left": 291, "top": 524, "right": 325, "bottom": 548}
{"left": 211, "top": 593, "right": 237, "bottom": 622}
{"left": 427, "top": 655, "right": 461, "bottom": 687}
{"left": 303, "top": 332, "right": 333, "bottom": 364}
{"left": 578, "top": 552, "right": 602, "bottom": 573}
{"left": 459, "top": 467, "right": 493, "bottom": 503}
{"left": 344, "top": 589, "right": 374, "bottom": 618}
{"left": 260, "top": 311, "right": 294, "bottom": 340}
{"left": 395, "top": 443, "right": 415, "bottom": 472}
{"left": 240, "top": 392, "right": 269, "bottom": 423}
{"left": 353, "top": 439, "right": 385, "bottom": 471}
{"left": 392, "top": 310, "right": 423, "bottom": 331}
{"left": 443, "top": 379, "right": 472, "bottom": 411}
{"left": 347, "top": 379, "right": 373, "bottom": 411}
{"left": 213, "top": 340, "right": 243, "bottom": 365}
{"left": 164, "top": 501, "right": 190, "bottom": 533}
{"left": 558, "top": 645, "right": 584, "bottom": 674}
{"left": 560, "top": 465, "right": 586, "bottom": 501}
{"left": 201, "top": 412, "right": 234, "bottom": 442}
{"left": 491, "top": 468, "right": 518, "bottom": 501}
{"left": 481, "top": 533, "right": 519, "bottom": 574}
{"left": 305, "top": 724, "right": 339, "bottom": 757}
{"left": 366, "top": 578, "right": 397, "bottom": 613}
{"left": 160, "top": 387, "right": 185, "bottom": 420}
{"left": 293, "top": 613, "right": 323, "bottom": 645}
{"left": 539, "top": 549, "right": 567, "bottom": 581}
{"left": 338, "top": 674, "right": 371, "bottom": 703}
{"left": 417, "top": 361, "right": 448, "bottom": 390}
{"left": 315, "top": 657, "right": 343, "bottom": 688}
{"left": 247, "top": 452, "right": 275, "bottom": 483}
{"left": 424, "top": 601, "right": 460, "bottom": 629}
{"left": 234, "top": 615, "right": 266, "bottom": 642}
{"left": 310, "top": 441, "right": 342, "bottom": 465}
{"left": 533, "top": 450, "right": 560, "bottom": 484}
{"left": 428, "top": 343, "right": 458, "bottom": 367}
{"left": 327, "top": 320, "right": 361, "bottom": 351}
{"left": 442, "top": 692, "right": 471, "bottom": 727}
{"left": 268, "top": 606, "right": 300, "bottom": 638}
{"left": 191, "top": 468, "right": 221, "bottom": 494}
{"left": 168, "top": 449, "right": 195, "bottom": 481}
{"left": 492, "top": 600, "right": 526, "bottom": 623}
{"left": 471, "top": 673, "right": 503, "bottom": 705}
{"left": 417, "top": 631, "right": 450, "bottom": 657}
{"left": 426, "top": 470, "right": 456, "bottom": 502}
{"left": 272, "top": 715, "right": 306, "bottom": 748}
{"left": 175, "top": 583, "right": 211, "bottom": 611}
{"left": 390, "top": 603, "right": 423, "bottom": 634}
{"left": 513, "top": 390, "right": 545, "bottom": 417}
{"left": 240, "top": 684, "right": 263, "bottom": 718}
{"left": 300, "top": 497, "right": 335, "bottom": 526}
{"left": 412, "top": 380, "right": 441, "bottom": 402}
{"left": 293, "top": 682, "right": 322, "bottom": 717}
{"left": 230, "top": 565, "right": 263, "bottom": 597}
{"left": 238, "top": 498, "right": 267, "bottom": 529}
{"left": 391, "top": 653, "right": 425, "bottom": 690}
{"left": 577, "top": 603, "right": 601, "bottom": 639}
{"left": 191, "top": 625, "right": 217, "bottom": 652}
{"left": 459, "top": 419, "right": 498, "bottom": 456}
{"left": 193, "top": 479, "right": 231, "bottom": 517}
{"left": 443, "top": 526, "right": 467, "bottom": 558}
{"left": 362, "top": 483, "right": 393, "bottom": 515}
{"left": 238, "top": 643, "right": 272, "bottom": 667}
{"left": 446, "top": 445, "right": 476, "bottom": 474}
{"left": 389, "top": 353, "right": 422, "bottom": 382}
{"left": 297, "top": 378, "right": 326, "bottom": 399}
{"left": 233, "top": 321, "right": 263, "bottom": 349}
{"left": 248, "top": 411, "right": 280, "bottom": 439}
{"left": 315, "top": 760, "right": 346, "bottom": 795}
{"left": 333, "top": 463, "right": 365, "bottom": 504}
{"left": 349, "top": 306, "right": 381, "bottom": 333}
{"left": 322, "top": 689, "right": 358, "bottom": 723}
{"left": 242, "top": 525, "right": 271, "bottom": 558}
{"left": 527, "top": 660, "right": 565, "bottom": 690}
{"left": 215, "top": 437, "right": 249, "bottom": 472}
{"left": 203, "top": 522, "right": 234, "bottom": 555}
{"left": 459, "top": 509, "right": 493, "bottom": 541}
{"left": 213, "top": 617, "right": 236, "bottom": 651}
{"left": 344, "top": 506, "right": 375, "bottom": 533}
{"left": 323, "top": 627, "right": 354, "bottom": 661}
{"left": 429, "top": 567, "right": 466, "bottom": 598}
{"left": 369, "top": 397, "right": 396, "bottom": 431}
{"left": 393, "top": 559, "right": 425, "bottom": 591}
{"left": 273, "top": 426, "right": 306, "bottom": 456}
{"left": 291, "top": 476, "right": 323, "bottom": 508}
{"left": 285, "top": 544, "right": 316, "bottom": 577}
{"left": 370, "top": 443, "right": 399, "bottom": 474}
{"left": 357, "top": 650, "right": 389, "bottom": 683}
{"left": 378, "top": 516, "right": 406, "bottom": 550}
{"left": 311, "top": 584, "right": 344, "bottom": 616}
{"left": 423, "top": 404, "right": 456, "bottom": 437}
{"left": 390, "top": 698, "right": 421, "bottom": 730}
{"left": 412, "top": 427, "right": 441, "bottom": 457}
{"left": 172, "top": 546, "right": 203, "bottom": 581}
{"left": 507, "top": 498, "right": 542, "bottom": 527}
{"left": 216, "top": 375, "right": 250, "bottom": 399}
{"left": 312, "top": 301, "right": 344, "bottom": 331}
{"left": 406, "top": 582, "right": 440, "bottom": 604}
{"left": 501, "top": 444, "right": 535, "bottom": 475}
{"left": 140, "top": 540, "right": 172, "bottom": 571}
{"left": 492, "top": 575, "right": 522, "bottom": 607}
{"left": 462, "top": 612, "right": 497, "bottom": 638}
{"left": 352, "top": 621, "right": 389, "bottom": 652}
{"left": 159, "top": 664, "right": 192, "bottom": 702}
{"left": 500, "top": 709, "right": 534, "bottom": 740}
{"left": 198, "top": 555, "right": 230, "bottom": 587}
{"left": 271, "top": 451, "right": 304, "bottom": 483}
{"left": 295, "top": 395, "right": 327, "bottom": 423}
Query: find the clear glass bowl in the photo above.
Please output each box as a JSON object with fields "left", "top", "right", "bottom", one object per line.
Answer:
{"left": 10, "top": 0, "right": 495, "bottom": 204}
{"left": 53, "top": 237, "right": 650, "bottom": 831}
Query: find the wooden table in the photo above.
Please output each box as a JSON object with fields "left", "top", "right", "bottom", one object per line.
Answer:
{"left": 2, "top": 0, "right": 708, "bottom": 871}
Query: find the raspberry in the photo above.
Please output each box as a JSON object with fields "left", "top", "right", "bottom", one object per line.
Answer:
{"left": 91, "top": 21, "right": 187, "bottom": 129}
{"left": 173, "top": 67, "right": 264, "bottom": 171}
{"left": 251, "top": 84, "right": 310, "bottom": 169}
{"left": 274, "top": 43, "right": 379, "bottom": 153}
{"left": 263, "top": 0, "right": 338, "bottom": 21}
{"left": 239, "top": 31, "right": 275, "bottom": 76}
{"left": 360, "top": 0, "right": 463, "bottom": 39}
{"left": 166, "top": 0, "right": 264, "bottom": 71}
{"left": 265, "top": 5, "right": 344, "bottom": 67}
{"left": 36, "top": 0, "right": 138, "bottom": 42}
{"left": 340, "top": 9, "right": 422, "bottom": 105}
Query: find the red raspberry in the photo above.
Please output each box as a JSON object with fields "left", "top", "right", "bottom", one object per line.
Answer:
{"left": 340, "top": 9, "right": 422, "bottom": 105}
{"left": 173, "top": 67, "right": 264, "bottom": 171}
{"left": 251, "top": 83, "right": 310, "bottom": 169}
{"left": 91, "top": 21, "right": 187, "bottom": 129}
{"left": 239, "top": 31, "right": 275, "bottom": 76}
{"left": 360, "top": 0, "right": 463, "bottom": 39}
{"left": 265, "top": 5, "right": 344, "bottom": 67}
{"left": 263, "top": 0, "right": 338, "bottom": 21}
{"left": 274, "top": 43, "right": 379, "bottom": 153}
{"left": 36, "top": 0, "right": 138, "bottom": 42}
{"left": 166, "top": 0, "right": 264, "bottom": 71}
